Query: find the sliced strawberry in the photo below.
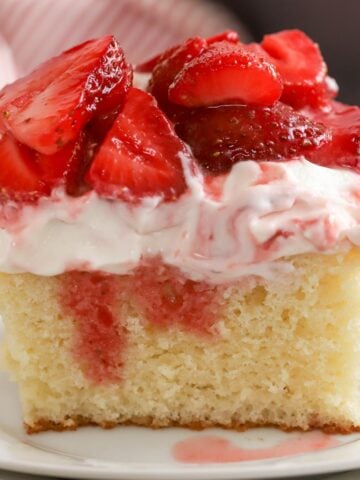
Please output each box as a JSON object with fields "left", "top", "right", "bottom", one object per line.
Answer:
{"left": 307, "top": 101, "right": 360, "bottom": 170}
{"left": 0, "top": 131, "right": 48, "bottom": 201}
{"left": 261, "top": 30, "right": 329, "bottom": 109}
{"left": 136, "top": 52, "right": 165, "bottom": 74}
{"left": 243, "top": 42, "right": 269, "bottom": 57}
{"left": 207, "top": 30, "right": 240, "bottom": 45}
{"left": 87, "top": 88, "right": 189, "bottom": 202}
{"left": 148, "top": 37, "right": 207, "bottom": 107}
{"left": 36, "top": 131, "right": 92, "bottom": 195}
{"left": 249, "top": 34, "right": 335, "bottom": 109}
{"left": 135, "top": 46, "right": 179, "bottom": 74}
{"left": 281, "top": 76, "right": 339, "bottom": 110}
{"left": 136, "top": 31, "right": 239, "bottom": 74}
{"left": 168, "top": 41, "right": 283, "bottom": 108}
{"left": 0, "top": 36, "right": 132, "bottom": 155}
{"left": 0, "top": 114, "right": 92, "bottom": 201}
{"left": 243, "top": 39, "right": 336, "bottom": 109}
{"left": 174, "top": 102, "right": 330, "bottom": 173}
{"left": 261, "top": 30, "right": 326, "bottom": 85}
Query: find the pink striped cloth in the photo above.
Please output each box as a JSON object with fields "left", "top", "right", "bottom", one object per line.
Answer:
{"left": 0, "top": 0, "right": 246, "bottom": 88}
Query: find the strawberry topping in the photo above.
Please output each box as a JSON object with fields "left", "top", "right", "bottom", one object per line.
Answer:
{"left": 87, "top": 88, "right": 189, "bottom": 201}
{"left": 0, "top": 31, "right": 359, "bottom": 205}
{"left": 148, "top": 37, "right": 207, "bottom": 108}
{"left": 36, "top": 131, "right": 91, "bottom": 195}
{"left": 0, "top": 127, "right": 91, "bottom": 201}
{"left": 0, "top": 36, "right": 132, "bottom": 155}
{"left": 135, "top": 46, "right": 179, "bottom": 74}
{"left": 174, "top": 103, "right": 330, "bottom": 173}
{"left": 261, "top": 30, "right": 326, "bottom": 84}
{"left": 261, "top": 30, "right": 331, "bottom": 109}
{"left": 307, "top": 101, "right": 360, "bottom": 170}
{"left": 136, "top": 31, "right": 239, "bottom": 74}
{"left": 0, "top": 131, "right": 48, "bottom": 201}
{"left": 206, "top": 30, "right": 240, "bottom": 45}
{"left": 168, "top": 41, "right": 283, "bottom": 108}
{"left": 281, "top": 76, "right": 339, "bottom": 110}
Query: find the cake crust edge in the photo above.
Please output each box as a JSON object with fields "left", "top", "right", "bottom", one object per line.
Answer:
{"left": 25, "top": 416, "right": 360, "bottom": 435}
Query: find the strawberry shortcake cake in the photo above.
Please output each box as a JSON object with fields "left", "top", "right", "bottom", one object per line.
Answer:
{"left": 0, "top": 30, "right": 360, "bottom": 434}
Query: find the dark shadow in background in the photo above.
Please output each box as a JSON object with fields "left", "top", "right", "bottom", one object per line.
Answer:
{"left": 214, "top": 0, "right": 359, "bottom": 105}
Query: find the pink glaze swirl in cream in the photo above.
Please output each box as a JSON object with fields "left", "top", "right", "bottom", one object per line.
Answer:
{"left": 1, "top": 157, "right": 360, "bottom": 282}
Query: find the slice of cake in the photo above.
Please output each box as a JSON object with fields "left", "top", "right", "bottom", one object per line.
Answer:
{"left": 0, "top": 30, "right": 360, "bottom": 434}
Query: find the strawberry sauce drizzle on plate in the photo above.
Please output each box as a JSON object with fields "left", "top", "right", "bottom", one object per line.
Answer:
{"left": 173, "top": 431, "right": 339, "bottom": 463}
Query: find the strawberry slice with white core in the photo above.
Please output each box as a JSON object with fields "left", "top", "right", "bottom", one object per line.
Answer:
{"left": 87, "top": 88, "right": 189, "bottom": 202}
{"left": 168, "top": 41, "right": 283, "bottom": 108}
{"left": 0, "top": 36, "right": 132, "bottom": 155}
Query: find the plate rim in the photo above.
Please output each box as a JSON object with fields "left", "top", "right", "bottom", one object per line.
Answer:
{"left": 0, "top": 434, "right": 360, "bottom": 480}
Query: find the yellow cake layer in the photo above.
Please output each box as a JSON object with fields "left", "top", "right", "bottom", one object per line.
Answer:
{"left": 1, "top": 250, "right": 360, "bottom": 433}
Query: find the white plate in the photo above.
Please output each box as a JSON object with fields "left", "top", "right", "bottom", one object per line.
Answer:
{"left": 1, "top": 323, "right": 360, "bottom": 480}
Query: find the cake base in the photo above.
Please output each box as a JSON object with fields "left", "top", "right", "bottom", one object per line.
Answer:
{"left": 1, "top": 250, "right": 360, "bottom": 434}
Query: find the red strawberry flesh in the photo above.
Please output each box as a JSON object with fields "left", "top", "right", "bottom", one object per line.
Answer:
{"left": 168, "top": 41, "right": 283, "bottom": 108}
{"left": 87, "top": 88, "right": 189, "bottom": 201}
{"left": 261, "top": 30, "right": 329, "bottom": 109}
{"left": 148, "top": 37, "right": 207, "bottom": 108}
{"left": 1, "top": 30, "right": 358, "bottom": 206}
{"left": 36, "top": 131, "right": 92, "bottom": 195}
{"left": 0, "top": 125, "right": 94, "bottom": 201}
{"left": 207, "top": 30, "right": 240, "bottom": 45}
{"left": 135, "top": 46, "right": 179, "bottom": 74}
{"left": 0, "top": 36, "right": 132, "bottom": 155}
{"left": 136, "top": 52, "right": 165, "bottom": 74}
{"left": 261, "top": 29, "right": 326, "bottom": 84}
{"left": 0, "top": 131, "right": 48, "bottom": 201}
{"left": 136, "top": 31, "right": 239, "bottom": 74}
{"left": 281, "top": 75, "right": 339, "bottom": 110}
{"left": 307, "top": 101, "right": 360, "bottom": 170}
{"left": 174, "top": 102, "right": 331, "bottom": 173}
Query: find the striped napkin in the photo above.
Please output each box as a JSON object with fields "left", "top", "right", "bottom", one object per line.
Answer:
{"left": 0, "top": 0, "right": 246, "bottom": 88}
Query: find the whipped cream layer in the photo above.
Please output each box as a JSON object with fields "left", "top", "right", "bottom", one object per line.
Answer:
{"left": 1, "top": 157, "right": 360, "bottom": 282}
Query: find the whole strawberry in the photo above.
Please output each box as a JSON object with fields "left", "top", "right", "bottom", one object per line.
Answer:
{"left": 174, "top": 103, "right": 331, "bottom": 173}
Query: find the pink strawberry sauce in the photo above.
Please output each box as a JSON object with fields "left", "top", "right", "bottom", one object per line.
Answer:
{"left": 173, "top": 431, "right": 339, "bottom": 464}
{"left": 124, "top": 260, "right": 223, "bottom": 334}
{"left": 60, "top": 272, "right": 125, "bottom": 384}
{"left": 59, "top": 260, "right": 223, "bottom": 383}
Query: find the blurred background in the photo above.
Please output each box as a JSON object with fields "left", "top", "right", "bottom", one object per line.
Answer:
{"left": 0, "top": 0, "right": 359, "bottom": 104}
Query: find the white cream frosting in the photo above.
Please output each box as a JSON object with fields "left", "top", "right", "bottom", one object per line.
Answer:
{"left": 1, "top": 157, "right": 360, "bottom": 283}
